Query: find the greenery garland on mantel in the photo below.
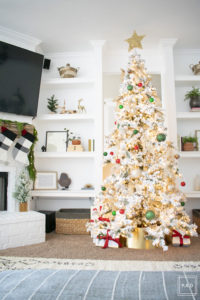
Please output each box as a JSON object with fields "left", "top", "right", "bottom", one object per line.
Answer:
{"left": 0, "top": 119, "right": 38, "bottom": 180}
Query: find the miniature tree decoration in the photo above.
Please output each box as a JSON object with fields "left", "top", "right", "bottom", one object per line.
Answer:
{"left": 87, "top": 31, "right": 197, "bottom": 251}
{"left": 47, "top": 95, "right": 58, "bottom": 113}
{"left": 14, "top": 168, "right": 32, "bottom": 204}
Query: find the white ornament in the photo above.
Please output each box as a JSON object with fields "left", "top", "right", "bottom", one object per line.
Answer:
{"left": 131, "top": 169, "right": 141, "bottom": 178}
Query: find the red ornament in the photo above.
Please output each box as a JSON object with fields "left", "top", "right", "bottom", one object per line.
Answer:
{"left": 119, "top": 209, "right": 125, "bottom": 214}
{"left": 93, "top": 208, "right": 97, "bottom": 211}
{"left": 89, "top": 219, "right": 94, "bottom": 222}
{"left": 181, "top": 181, "right": 186, "bottom": 187}
{"left": 114, "top": 121, "right": 117, "bottom": 125}
{"left": 110, "top": 151, "right": 114, "bottom": 156}
{"left": 116, "top": 158, "right": 121, "bottom": 164}
{"left": 134, "top": 145, "right": 139, "bottom": 150}
{"left": 137, "top": 82, "right": 143, "bottom": 87}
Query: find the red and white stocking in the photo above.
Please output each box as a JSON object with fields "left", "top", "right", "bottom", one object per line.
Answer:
{"left": 12, "top": 129, "right": 35, "bottom": 165}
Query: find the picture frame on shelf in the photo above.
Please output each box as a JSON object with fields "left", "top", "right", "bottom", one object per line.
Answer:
{"left": 45, "top": 131, "right": 68, "bottom": 152}
{"left": 195, "top": 130, "right": 200, "bottom": 150}
{"left": 34, "top": 172, "right": 58, "bottom": 190}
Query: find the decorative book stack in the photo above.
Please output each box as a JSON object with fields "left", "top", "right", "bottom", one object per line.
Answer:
{"left": 88, "top": 139, "right": 95, "bottom": 151}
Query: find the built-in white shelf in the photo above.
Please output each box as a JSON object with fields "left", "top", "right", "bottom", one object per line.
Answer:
{"left": 35, "top": 114, "right": 95, "bottom": 121}
{"left": 41, "top": 78, "right": 95, "bottom": 85}
{"left": 185, "top": 191, "right": 200, "bottom": 198}
{"left": 34, "top": 151, "right": 95, "bottom": 158}
{"left": 176, "top": 112, "right": 200, "bottom": 119}
{"left": 179, "top": 151, "right": 200, "bottom": 158}
{"left": 31, "top": 189, "right": 95, "bottom": 198}
{"left": 103, "top": 71, "right": 161, "bottom": 76}
{"left": 175, "top": 75, "right": 200, "bottom": 86}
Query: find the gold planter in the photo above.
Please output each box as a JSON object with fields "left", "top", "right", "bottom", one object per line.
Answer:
{"left": 126, "top": 228, "right": 155, "bottom": 250}
{"left": 19, "top": 202, "right": 28, "bottom": 212}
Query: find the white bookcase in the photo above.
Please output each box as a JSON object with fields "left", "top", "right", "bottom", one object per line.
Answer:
{"left": 30, "top": 42, "right": 200, "bottom": 216}
{"left": 32, "top": 42, "right": 105, "bottom": 211}
{"left": 173, "top": 50, "right": 200, "bottom": 215}
{"left": 102, "top": 45, "right": 200, "bottom": 218}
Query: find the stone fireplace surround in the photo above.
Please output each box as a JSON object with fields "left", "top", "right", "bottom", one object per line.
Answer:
{"left": 0, "top": 164, "right": 16, "bottom": 212}
{"left": 0, "top": 163, "right": 45, "bottom": 250}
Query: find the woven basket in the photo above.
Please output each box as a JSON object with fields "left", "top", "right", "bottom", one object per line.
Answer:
{"left": 192, "top": 209, "right": 200, "bottom": 234}
{"left": 56, "top": 209, "right": 90, "bottom": 235}
{"left": 58, "top": 64, "right": 79, "bottom": 78}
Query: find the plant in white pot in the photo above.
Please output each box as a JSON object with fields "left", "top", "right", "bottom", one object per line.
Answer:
{"left": 14, "top": 168, "right": 32, "bottom": 212}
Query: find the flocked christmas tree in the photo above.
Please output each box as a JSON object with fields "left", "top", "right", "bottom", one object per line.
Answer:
{"left": 87, "top": 31, "right": 197, "bottom": 251}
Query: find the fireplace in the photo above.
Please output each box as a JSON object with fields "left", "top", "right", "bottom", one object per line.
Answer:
{"left": 0, "top": 165, "right": 16, "bottom": 212}
{"left": 0, "top": 172, "right": 8, "bottom": 210}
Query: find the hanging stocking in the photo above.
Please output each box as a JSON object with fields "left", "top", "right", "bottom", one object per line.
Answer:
{"left": 13, "top": 129, "right": 35, "bottom": 165}
{"left": 0, "top": 126, "right": 17, "bottom": 161}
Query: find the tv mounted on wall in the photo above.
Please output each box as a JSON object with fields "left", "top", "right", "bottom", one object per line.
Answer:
{"left": 0, "top": 41, "right": 44, "bottom": 117}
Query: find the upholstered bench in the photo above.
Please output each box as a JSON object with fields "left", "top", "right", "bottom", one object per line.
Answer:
{"left": 0, "top": 211, "right": 45, "bottom": 250}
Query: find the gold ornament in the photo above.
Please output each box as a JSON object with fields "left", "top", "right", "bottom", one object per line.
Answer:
{"left": 125, "top": 31, "right": 145, "bottom": 51}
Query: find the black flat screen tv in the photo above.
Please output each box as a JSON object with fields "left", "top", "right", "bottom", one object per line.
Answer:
{"left": 0, "top": 41, "right": 44, "bottom": 117}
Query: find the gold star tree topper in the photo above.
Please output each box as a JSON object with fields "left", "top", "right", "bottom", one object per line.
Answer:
{"left": 125, "top": 31, "right": 145, "bottom": 51}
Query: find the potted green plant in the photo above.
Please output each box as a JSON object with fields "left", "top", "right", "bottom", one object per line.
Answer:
{"left": 13, "top": 168, "right": 32, "bottom": 212}
{"left": 182, "top": 136, "right": 197, "bottom": 151}
{"left": 184, "top": 87, "right": 200, "bottom": 109}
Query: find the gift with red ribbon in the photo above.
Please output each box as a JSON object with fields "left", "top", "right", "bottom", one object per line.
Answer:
{"left": 172, "top": 229, "right": 190, "bottom": 247}
{"left": 97, "top": 230, "right": 123, "bottom": 249}
{"left": 98, "top": 217, "right": 110, "bottom": 222}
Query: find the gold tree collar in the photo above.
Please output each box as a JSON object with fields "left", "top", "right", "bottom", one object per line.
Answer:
{"left": 125, "top": 31, "right": 145, "bottom": 51}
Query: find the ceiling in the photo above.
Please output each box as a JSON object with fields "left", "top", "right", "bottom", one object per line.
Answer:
{"left": 0, "top": 0, "right": 199, "bottom": 52}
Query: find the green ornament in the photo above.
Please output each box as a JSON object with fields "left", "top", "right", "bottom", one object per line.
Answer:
{"left": 117, "top": 124, "right": 120, "bottom": 129}
{"left": 103, "top": 152, "right": 108, "bottom": 156}
{"left": 133, "top": 129, "right": 139, "bottom": 134}
{"left": 112, "top": 211, "right": 116, "bottom": 216}
{"left": 119, "top": 105, "right": 123, "bottom": 109}
{"left": 149, "top": 97, "right": 154, "bottom": 103}
{"left": 127, "top": 85, "right": 133, "bottom": 91}
{"left": 145, "top": 210, "right": 155, "bottom": 220}
{"left": 157, "top": 133, "right": 166, "bottom": 142}
{"left": 101, "top": 186, "right": 106, "bottom": 191}
{"left": 181, "top": 202, "right": 185, "bottom": 206}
